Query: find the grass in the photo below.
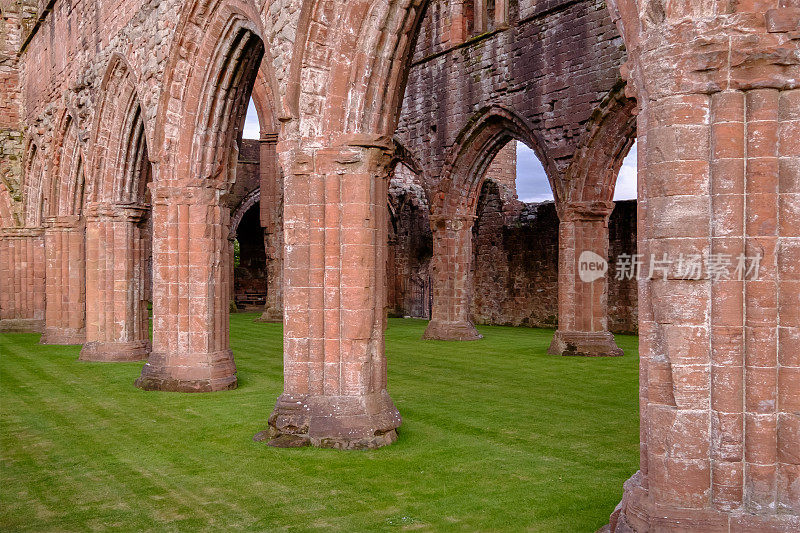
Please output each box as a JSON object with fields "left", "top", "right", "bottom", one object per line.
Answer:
{"left": 0, "top": 314, "right": 639, "bottom": 532}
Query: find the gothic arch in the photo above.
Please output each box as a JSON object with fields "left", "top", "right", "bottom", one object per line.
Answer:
{"left": 292, "top": 0, "right": 429, "bottom": 137}
{"left": 153, "top": 0, "right": 280, "bottom": 185}
{"left": 48, "top": 112, "right": 87, "bottom": 217}
{"left": 565, "top": 82, "right": 637, "bottom": 203}
{"left": 435, "top": 106, "right": 557, "bottom": 217}
{"left": 230, "top": 188, "right": 261, "bottom": 238}
{"left": 88, "top": 54, "right": 151, "bottom": 205}
{"left": 22, "top": 140, "right": 45, "bottom": 227}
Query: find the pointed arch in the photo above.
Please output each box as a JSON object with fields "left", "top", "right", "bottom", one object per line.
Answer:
{"left": 89, "top": 54, "right": 151, "bottom": 205}
{"left": 230, "top": 188, "right": 261, "bottom": 237}
{"left": 49, "top": 112, "right": 87, "bottom": 216}
{"left": 22, "top": 139, "right": 45, "bottom": 226}
{"left": 435, "top": 106, "right": 558, "bottom": 216}
{"left": 153, "top": 0, "right": 279, "bottom": 188}
{"left": 565, "top": 83, "right": 637, "bottom": 203}
{"left": 292, "top": 0, "right": 429, "bottom": 137}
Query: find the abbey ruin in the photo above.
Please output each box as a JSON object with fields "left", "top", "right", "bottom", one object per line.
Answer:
{"left": 0, "top": 0, "right": 798, "bottom": 529}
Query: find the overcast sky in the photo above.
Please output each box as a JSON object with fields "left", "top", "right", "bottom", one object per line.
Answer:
{"left": 242, "top": 99, "right": 260, "bottom": 139}
{"left": 516, "top": 141, "right": 637, "bottom": 202}
{"left": 242, "top": 101, "right": 638, "bottom": 201}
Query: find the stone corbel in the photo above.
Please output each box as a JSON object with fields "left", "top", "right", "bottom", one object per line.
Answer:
{"left": 559, "top": 200, "right": 615, "bottom": 222}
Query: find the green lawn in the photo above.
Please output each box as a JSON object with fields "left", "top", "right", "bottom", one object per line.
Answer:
{"left": 0, "top": 314, "right": 639, "bottom": 532}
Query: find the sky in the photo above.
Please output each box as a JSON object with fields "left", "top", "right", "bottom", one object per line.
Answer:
{"left": 515, "top": 141, "right": 637, "bottom": 202}
{"left": 242, "top": 99, "right": 260, "bottom": 139}
{"left": 242, "top": 100, "right": 638, "bottom": 201}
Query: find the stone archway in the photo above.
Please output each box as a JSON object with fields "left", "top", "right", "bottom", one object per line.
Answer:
{"left": 136, "top": 0, "right": 273, "bottom": 392}
{"left": 229, "top": 188, "right": 268, "bottom": 311}
{"left": 78, "top": 54, "right": 154, "bottom": 363}
{"left": 423, "top": 106, "right": 554, "bottom": 340}
{"left": 40, "top": 112, "right": 88, "bottom": 346}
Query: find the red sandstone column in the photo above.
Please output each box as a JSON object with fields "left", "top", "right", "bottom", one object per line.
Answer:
{"left": 0, "top": 227, "right": 46, "bottom": 333}
{"left": 609, "top": 7, "right": 800, "bottom": 531}
{"left": 135, "top": 185, "right": 236, "bottom": 392}
{"left": 41, "top": 216, "right": 85, "bottom": 345}
{"left": 264, "top": 136, "right": 401, "bottom": 449}
{"left": 80, "top": 203, "right": 150, "bottom": 361}
{"left": 422, "top": 214, "right": 482, "bottom": 341}
{"left": 549, "top": 201, "right": 622, "bottom": 356}
{"left": 256, "top": 133, "right": 283, "bottom": 323}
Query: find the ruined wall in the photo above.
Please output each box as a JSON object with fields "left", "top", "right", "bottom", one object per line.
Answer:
{"left": 231, "top": 139, "right": 266, "bottom": 310}
{"left": 470, "top": 183, "right": 638, "bottom": 333}
{"left": 234, "top": 202, "right": 267, "bottom": 309}
{"left": 0, "top": 0, "right": 35, "bottom": 227}
{"left": 229, "top": 139, "right": 261, "bottom": 211}
{"left": 471, "top": 184, "right": 560, "bottom": 329}
{"left": 388, "top": 164, "right": 432, "bottom": 318}
{"left": 396, "top": 0, "right": 626, "bottom": 193}
{"left": 606, "top": 199, "right": 636, "bottom": 334}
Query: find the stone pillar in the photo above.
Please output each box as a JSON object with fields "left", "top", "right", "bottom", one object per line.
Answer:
{"left": 0, "top": 227, "right": 45, "bottom": 333}
{"left": 422, "top": 214, "right": 482, "bottom": 341}
{"left": 256, "top": 133, "right": 283, "bottom": 323}
{"left": 609, "top": 8, "right": 800, "bottom": 531}
{"left": 549, "top": 201, "right": 622, "bottom": 356}
{"left": 41, "top": 216, "right": 85, "bottom": 345}
{"left": 135, "top": 185, "right": 237, "bottom": 392}
{"left": 81, "top": 203, "right": 151, "bottom": 361}
{"left": 264, "top": 136, "right": 401, "bottom": 449}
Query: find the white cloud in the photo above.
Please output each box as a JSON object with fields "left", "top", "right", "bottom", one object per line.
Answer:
{"left": 515, "top": 141, "right": 554, "bottom": 203}
{"left": 242, "top": 99, "right": 260, "bottom": 139}
{"left": 614, "top": 141, "right": 637, "bottom": 201}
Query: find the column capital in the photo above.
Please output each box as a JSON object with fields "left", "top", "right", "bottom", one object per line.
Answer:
{"left": 429, "top": 213, "right": 477, "bottom": 232}
{"left": 150, "top": 183, "right": 224, "bottom": 205}
{"left": 0, "top": 226, "right": 45, "bottom": 238}
{"left": 310, "top": 135, "right": 395, "bottom": 178}
{"left": 259, "top": 133, "right": 279, "bottom": 144}
{"left": 559, "top": 200, "right": 615, "bottom": 222}
{"left": 84, "top": 202, "right": 150, "bottom": 222}
{"left": 43, "top": 215, "right": 84, "bottom": 230}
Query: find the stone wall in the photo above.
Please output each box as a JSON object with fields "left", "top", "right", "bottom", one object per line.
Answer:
{"left": 396, "top": 0, "right": 626, "bottom": 189}
{"left": 231, "top": 139, "right": 267, "bottom": 310}
{"left": 387, "top": 158, "right": 639, "bottom": 333}
{"left": 387, "top": 164, "right": 432, "bottom": 318}
{"left": 471, "top": 187, "right": 637, "bottom": 334}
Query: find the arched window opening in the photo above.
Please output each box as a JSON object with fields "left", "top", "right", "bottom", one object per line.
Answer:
{"left": 233, "top": 201, "right": 267, "bottom": 310}
{"left": 241, "top": 98, "right": 260, "bottom": 140}
{"left": 515, "top": 141, "right": 553, "bottom": 203}
{"left": 471, "top": 140, "right": 559, "bottom": 328}
{"left": 388, "top": 162, "right": 432, "bottom": 319}
{"left": 613, "top": 139, "right": 637, "bottom": 201}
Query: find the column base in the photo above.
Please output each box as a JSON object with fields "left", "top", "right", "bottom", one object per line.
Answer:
{"left": 40, "top": 326, "right": 85, "bottom": 345}
{"left": 259, "top": 390, "right": 401, "bottom": 450}
{"left": 548, "top": 330, "right": 623, "bottom": 357}
{"left": 0, "top": 318, "right": 44, "bottom": 333}
{"left": 79, "top": 340, "right": 151, "bottom": 362}
{"left": 422, "top": 319, "right": 483, "bottom": 341}
{"left": 253, "top": 307, "right": 282, "bottom": 323}
{"left": 134, "top": 349, "right": 237, "bottom": 392}
{"left": 605, "top": 471, "right": 800, "bottom": 532}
